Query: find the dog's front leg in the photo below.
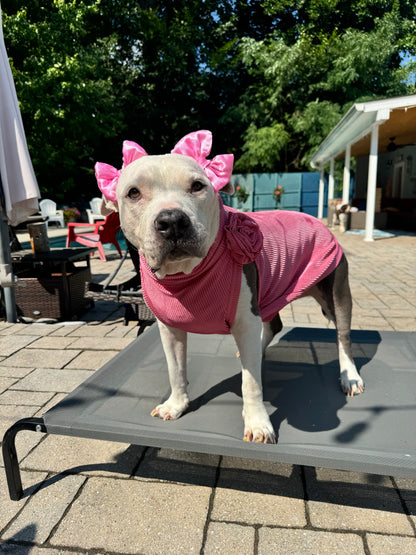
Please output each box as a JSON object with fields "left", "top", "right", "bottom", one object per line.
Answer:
{"left": 151, "top": 320, "right": 189, "bottom": 421}
{"left": 231, "top": 271, "right": 276, "bottom": 444}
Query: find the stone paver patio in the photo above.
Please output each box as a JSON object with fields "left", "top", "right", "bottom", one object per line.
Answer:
{"left": 0, "top": 227, "right": 415, "bottom": 554}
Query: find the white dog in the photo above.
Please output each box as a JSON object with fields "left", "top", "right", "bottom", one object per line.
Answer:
{"left": 96, "top": 130, "right": 364, "bottom": 444}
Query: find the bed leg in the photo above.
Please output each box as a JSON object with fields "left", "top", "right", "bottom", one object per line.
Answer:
{"left": 2, "top": 417, "right": 47, "bottom": 501}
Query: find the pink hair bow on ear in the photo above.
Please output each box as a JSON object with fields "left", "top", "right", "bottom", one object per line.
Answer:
{"left": 94, "top": 131, "right": 233, "bottom": 200}
{"left": 95, "top": 140, "right": 147, "bottom": 202}
{"left": 171, "top": 130, "right": 234, "bottom": 192}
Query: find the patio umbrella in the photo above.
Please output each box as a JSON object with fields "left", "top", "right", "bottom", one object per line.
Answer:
{"left": 0, "top": 7, "right": 40, "bottom": 322}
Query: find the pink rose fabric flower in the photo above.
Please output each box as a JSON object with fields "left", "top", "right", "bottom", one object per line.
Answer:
{"left": 224, "top": 211, "right": 263, "bottom": 264}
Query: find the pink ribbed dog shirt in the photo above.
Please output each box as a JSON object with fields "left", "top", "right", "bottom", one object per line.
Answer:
{"left": 140, "top": 199, "right": 343, "bottom": 334}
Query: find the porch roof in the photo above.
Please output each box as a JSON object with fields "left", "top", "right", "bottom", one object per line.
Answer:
{"left": 310, "top": 94, "right": 416, "bottom": 168}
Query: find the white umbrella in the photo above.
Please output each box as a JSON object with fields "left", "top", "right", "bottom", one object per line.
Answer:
{"left": 0, "top": 6, "right": 40, "bottom": 321}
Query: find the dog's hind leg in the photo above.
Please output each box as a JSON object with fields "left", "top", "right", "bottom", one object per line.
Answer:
{"left": 310, "top": 254, "right": 364, "bottom": 396}
{"left": 261, "top": 313, "right": 283, "bottom": 356}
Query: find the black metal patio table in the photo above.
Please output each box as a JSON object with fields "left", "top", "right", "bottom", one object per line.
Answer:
{"left": 11, "top": 247, "right": 95, "bottom": 320}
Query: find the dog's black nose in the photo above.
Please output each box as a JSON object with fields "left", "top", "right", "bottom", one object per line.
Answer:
{"left": 154, "top": 209, "right": 191, "bottom": 240}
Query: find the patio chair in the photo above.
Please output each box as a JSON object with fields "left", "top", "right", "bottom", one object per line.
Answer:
{"left": 87, "top": 238, "right": 155, "bottom": 332}
{"left": 66, "top": 211, "right": 123, "bottom": 261}
{"left": 39, "top": 199, "right": 64, "bottom": 229}
{"left": 86, "top": 197, "right": 106, "bottom": 224}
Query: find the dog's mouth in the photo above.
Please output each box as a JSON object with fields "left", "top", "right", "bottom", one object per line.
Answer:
{"left": 168, "top": 245, "right": 191, "bottom": 258}
{"left": 149, "top": 241, "right": 204, "bottom": 274}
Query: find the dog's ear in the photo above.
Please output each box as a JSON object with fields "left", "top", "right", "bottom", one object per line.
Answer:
{"left": 218, "top": 181, "right": 235, "bottom": 195}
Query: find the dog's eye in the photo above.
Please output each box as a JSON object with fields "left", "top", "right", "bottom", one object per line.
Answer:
{"left": 128, "top": 187, "right": 141, "bottom": 200}
{"left": 190, "top": 181, "right": 206, "bottom": 194}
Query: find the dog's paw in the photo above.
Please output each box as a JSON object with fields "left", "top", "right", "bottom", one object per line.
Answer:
{"left": 242, "top": 410, "right": 276, "bottom": 444}
{"left": 150, "top": 395, "right": 189, "bottom": 421}
{"left": 340, "top": 371, "right": 365, "bottom": 397}
{"left": 243, "top": 429, "right": 276, "bottom": 444}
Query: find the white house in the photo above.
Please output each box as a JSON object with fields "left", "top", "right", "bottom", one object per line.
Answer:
{"left": 310, "top": 94, "right": 416, "bottom": 240}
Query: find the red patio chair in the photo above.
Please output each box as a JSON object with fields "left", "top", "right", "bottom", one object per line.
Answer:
{"left": 66, "top": 211, "right": 122, "bottom": 261}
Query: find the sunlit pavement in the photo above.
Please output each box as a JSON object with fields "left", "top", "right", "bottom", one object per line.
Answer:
{"left": 0, "top": 224, "right": 415, "bottom": 553}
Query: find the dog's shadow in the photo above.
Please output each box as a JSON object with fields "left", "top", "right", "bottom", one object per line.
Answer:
{"left": 187, "top": 361, "right": 350, "bottom": 436}
{"left": 187, "top": 329, "right": 380, "bottom": 442}
{"left": 263, "top": 358, "right": 351, "bottom": 434}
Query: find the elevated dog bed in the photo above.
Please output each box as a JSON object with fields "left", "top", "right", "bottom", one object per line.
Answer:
{"left": 3, "top": 326, "right": 415, "bottom": 500}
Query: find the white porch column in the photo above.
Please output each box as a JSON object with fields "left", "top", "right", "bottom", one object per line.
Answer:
{"left": 318, "top": 166, "right": 325, "bottom": 219}
{"left": 328, "top": 158, "right": 335, "bottom": 201}
{"left": 342, "top": 144, "right": 351, "bottom": 204}
{"left": 364, "top": 124, "right": 380, "bottom": 241}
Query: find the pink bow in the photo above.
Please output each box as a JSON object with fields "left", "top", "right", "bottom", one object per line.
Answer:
{"left": 95, "top": 140, "right": 147, "bottom": 202}
{"left": 95, "top": 131, "right": 234, "bottom": 201}
{"left": 171, "top": 130, "right": 234, "bottom": 192}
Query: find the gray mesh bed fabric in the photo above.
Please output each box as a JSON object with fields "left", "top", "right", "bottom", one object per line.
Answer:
{"left": 41, "top": 326, "right": 416, "bottom": 478}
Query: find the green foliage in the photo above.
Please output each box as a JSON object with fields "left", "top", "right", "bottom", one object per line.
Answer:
{"left": 236, "top": 123, "right": 290, "bottom": 172}
{"left": 234, "top": 185, "right": 249, "bottom": 204}
{"left": 2, "top": 0, "right": 125, "bottom": 201}
{"left": 237, "top": 1, "right": 416, "bottom": 171}
{"left": 2, "top": 0, "right": 416, "bottom": 198}
{"left": 272, "top": 184, "right": 284, "bottom": 205}
{"left": 288, "top": 100, "right": 343, "bottom": 166}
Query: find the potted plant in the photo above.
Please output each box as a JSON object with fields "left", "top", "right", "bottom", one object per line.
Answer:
{"left": 234, "top": 185, "right": 249, "bottom": 209}
{"left": 272, "top": 185, "right": 284, "bottom": 207}
{"left": 63, "top": 207, "right": 81, "bottom": 223}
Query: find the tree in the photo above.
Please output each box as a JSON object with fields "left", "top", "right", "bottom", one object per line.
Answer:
{"left": 2, "top": 1, "right": 128, "bottom": 201}
{"left": 3, "top": 1, "right": 274, "bottom": 198}
{"left": 94, "top": 0, "right": 275, "bottom": 157}
{"left": 235, "top": 0, "right": 416, "bottom": 172}
{"left": 2, "top": 0, "right": 416, "bottom": 197}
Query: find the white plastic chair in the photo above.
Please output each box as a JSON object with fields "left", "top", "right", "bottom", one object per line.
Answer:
{"left": 39, "top": 199, "right": 64, "bottom": 228}
{"left": 86, "top": 197, "right": 105, "bottom": 224}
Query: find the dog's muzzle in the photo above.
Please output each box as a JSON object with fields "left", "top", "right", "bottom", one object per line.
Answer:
{"left": 154, "top": 209, "right": 192, "bottom": 242}
{"left": 145, "top": 208, "right": 208, "bottom": 273}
